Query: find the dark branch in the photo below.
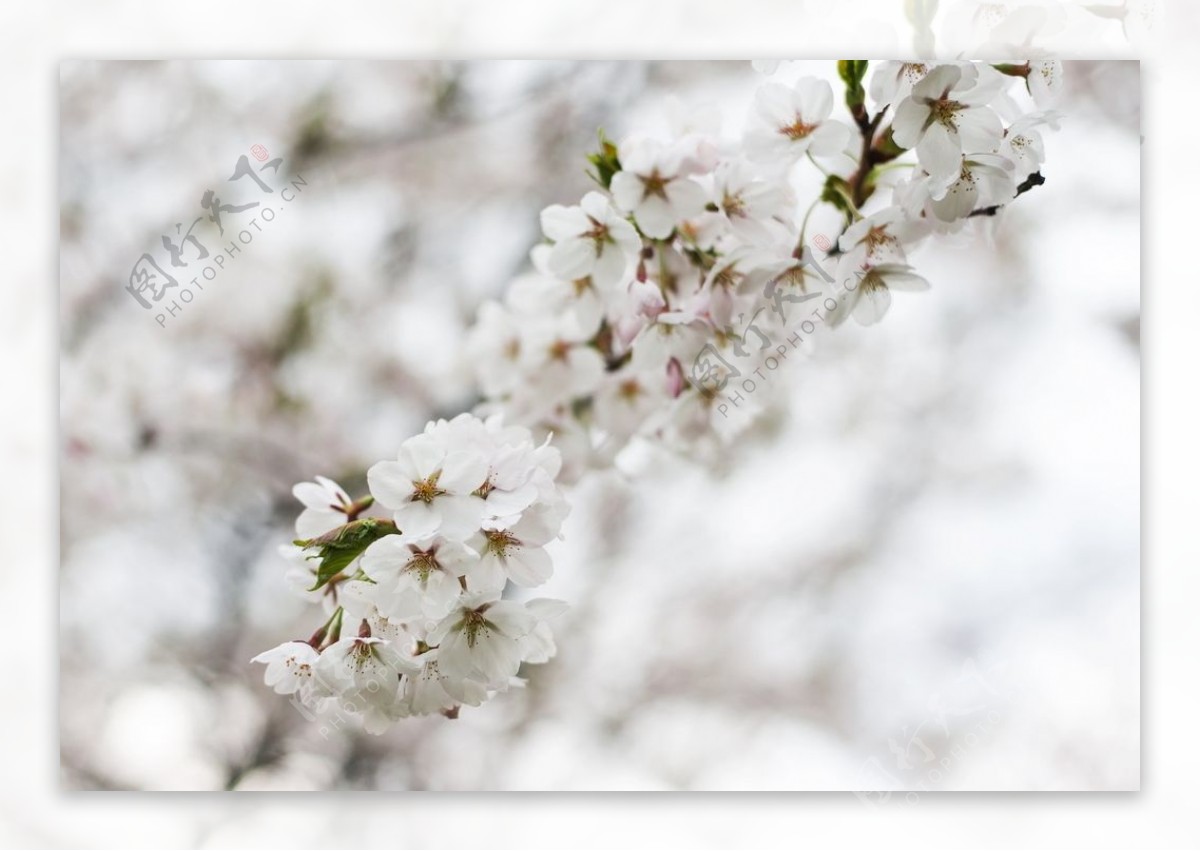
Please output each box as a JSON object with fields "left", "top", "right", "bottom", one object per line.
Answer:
{"left": 969, "top": 171, "right": 1046, "bottom": 218}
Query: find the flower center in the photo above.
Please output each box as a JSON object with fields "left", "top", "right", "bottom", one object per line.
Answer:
{"left": 860, "top": 269, "right": 886, "bottom": 293}
{"left": 780, "top": 116, "right": 818, "bottom": 140}
{"left": 713, "top": 265, "right": 742, "bottom": 290}
{"left": 583, "top": 217, "right": 611, "bottom": 255}
{"left": 548, "top": 339, "right": 571, "bottom": 362}
{"left": 864, "top": 226, "right": 898, "bottom": 256}
{"left": 776, "top": 264, "right": 814, "bottom": 292}
{"left": 410, "top": 471, "right": 444, "bottom": 504}
{"left": 930, "top": 98, "right": 965, "bottom": 129}
{"left": 484, "top": 528, "right": 520, "bottom": 558}
{"left": 639, "top": 168, "right": 671, "bottom": 200}
{"left": 460, "top": 608, "right": 494, "bottom": 648}
{"left": 405, "top": 549, "right": 441, "bottom": 583}
{"left": 721, "top": 191, "right": 747, "bottom": 219}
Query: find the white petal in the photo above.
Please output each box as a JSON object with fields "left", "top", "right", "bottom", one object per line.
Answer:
{"left": 399, "top": 435, "right": 446, "bottom": 482}
{"left": 367, "top": 459, "right": 415, "bottom": 509}
{"left": 526, "top": 598, "right": 569, "bottom": 621}
{"left": 360, "top": 535, "right": 409, "bottom": 580}
{"left": 880, "top": 268, "right": 930, "bottom": 292}
{"left": 465, "top": 552, "right": 508, "bottom": 595}
{"left": 484, "top": 482, "right": 538, "bottom": 518}
{"left": 313, "top": 476, "right": 348, "bottom": 503}
{"left": 890, "top": 98, "right": 929, "bottom": 149}
{"left": 916, "top": 122, "right": 962, "bottom": 181}
{"left": 808, "top": 120, "right": 852, "bottom": 157}
{"left": 432, "top": 630, "right": 472, "bottom": 681}
{"left": 665, "top": 177, "right": 708, "bottom": 220}
{"left": 852, "top": 281, "right": 892, "bottom": 325}
{"left": 634, "top": 195, "right": 677, "bottom": 239}
{"left": 484, "top": 600, "right": 538, "bottom": 639}
{"left": 957, "top": 107, "right": 1003, "bottom": 153}
{"left": 547, "top": 238, "right": 596, "bottom": 281}
{"left": 504, "top": 545, "right": 553, "bottom": 587}
{"left": 435, "top": 493, "right": 485, "bottom": 540}
{"left": 591, "top": 241, "right": 629, "bottom": 289}
{"left": 393, "top": 501, "right": 440, "bottom": 540}
{"left": 793, "top": 76, "right": 833, "bottom": 122}
{"left": 472, "top": 632, "right": 522, "bottom": 684}
{"left": 931, "top": 174, "right": 978, "bottom": 221}
{"left": 564, "top": 348, "right": 604, "bottom": 398}
{"left": 292, "top": 481, "right": 333, "bottom": 510}
{"left": 435, "top": 540, "right": 479, "bottom": 576}
{"left": 916, "top": 64, "right": 962, "bottom": 99}
{"left": 295, "top": 507, "right": 342, "bottom": 540}
{"left": 609, "top": 171, "right": 645, "bottom": 213}
{"left": 540, "top": 204, "right": 587, "bottom": 241}
{"left": 754, "top": 82, "right": 799, "bottom": 126}
{"left": 438, "top": 451, "right": 488, "bottom": 494}
{"left": 579, "top": 191, "right": 613, "bottom": 220}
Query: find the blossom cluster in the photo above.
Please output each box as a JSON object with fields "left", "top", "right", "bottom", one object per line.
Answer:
{"left": 254, "top": 61, "right": 1062, "bottom": 729}
{"left": 254, "top": 414, "right": 569, "bottom": 732}
{"left": 466, "top": 59, "right": 1062, "bottom": 478}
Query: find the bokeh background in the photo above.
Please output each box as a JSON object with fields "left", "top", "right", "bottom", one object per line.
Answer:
{"left": 58, "top": 60, "right": 1139, "bottom": 791}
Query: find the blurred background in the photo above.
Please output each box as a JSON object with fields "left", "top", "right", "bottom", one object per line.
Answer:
{"left": 58, "top": 60, "right": 1139, "bottom": 792}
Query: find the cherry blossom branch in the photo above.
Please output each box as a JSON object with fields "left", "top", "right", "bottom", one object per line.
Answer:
{"left": 251, "top": 59, "right": 1065, "bottom": 734}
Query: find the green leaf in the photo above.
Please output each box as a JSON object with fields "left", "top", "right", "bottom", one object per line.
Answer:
{"left": 837, "top": 60, "right": 870, "bottom": 111}
{"left": 820, "top": 174, "right": 857, "bottom": 222}
{"left": 586, "top": 129, "right": 622, "bottom": 190}
{"left": 296, "top": 517, "right": 399, "bottom": 591}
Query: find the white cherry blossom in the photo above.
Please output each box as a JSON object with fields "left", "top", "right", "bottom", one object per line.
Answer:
{"left": 610, "top": 138, "right": 709, "bottom": 239}
{"left": 745, "top": 77, "right": 852, "bottom": 163}
{"left": 891, "top": 63, "right": 1005, "bottom": 182}
{"left": 367, "top": 432, "right": 488, "bottom": 542}
{"left": 869, "top": 61, "right": 931, "bottom": 108}
{"left": 292, "top": 476, "right": 353, "bottom": 539}
{"left": 832, "top": 258, "right": 930, "bottom": 327}
{"left": 540, "top": 190, "right": 641, "bottom": 288}
{"left": 251, "top": 641, "right": 320, "bottom": 697}
{"left": 360, "top": 535, "right": 483, "bottom": 620}
{"left": 428, "top": 593, "right": 539, "bottom": 689}
{"left": 1026, "top": 60, "right": 1064, "bottom": 108}
{"left": 928, "top": 153, "right": 1017, "bottom": 222}
{"left": 838, "top": 208, "right": 930, "bottom": 266}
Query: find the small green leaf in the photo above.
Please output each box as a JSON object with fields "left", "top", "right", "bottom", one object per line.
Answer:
{"left": 586, "top": 129, "right": 622, "bottom": 189}
{"left": 296, "top": 517, "right": 399, "bottom": 591}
